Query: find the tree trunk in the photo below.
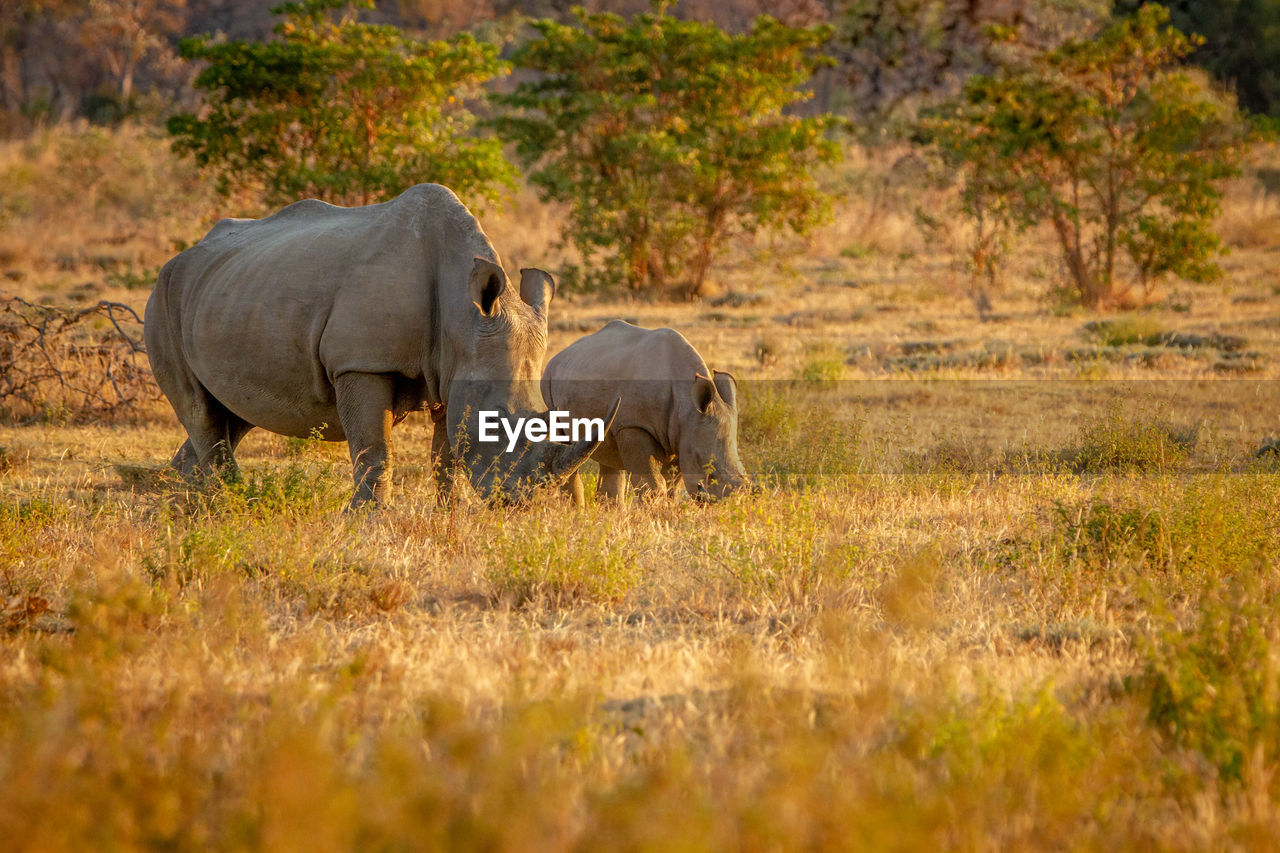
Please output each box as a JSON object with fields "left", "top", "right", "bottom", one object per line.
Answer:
{"left": 626, "top": 234, "right": 649, "bottom": 292}
{"left": 684, "top": 203, "right": 725, "bottom": 300}
{"left": 1, "top": 44, "right": 23, "bottom": 118}
{"left": 1051, "top": 213, "right": 1102, "bottom": 307}
{"left": 685, "top": 232, "right": 715, "bottom": 300}
{"left": 119, "top": 46, "right": 134, "bottom": 102}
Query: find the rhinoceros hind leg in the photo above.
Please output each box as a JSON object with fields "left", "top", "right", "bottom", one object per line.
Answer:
{"left": 170, "top": 439, "right": 199, "bottom": 477}
{"left": 336, "top": 372, "right": 395, "bottom": 510}
{"left": 597, "top": 466, "right": 626, "bottom": 502}
{"left": 172, "top": 397, "right": 253, "bottom": 480}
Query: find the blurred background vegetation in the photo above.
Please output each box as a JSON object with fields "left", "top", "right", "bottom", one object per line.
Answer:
{"left": 0, "top": 0, "right": 1276, "bottom": 303}
{"left": 8, "top": 0, "right": 1278, "bottom": 128}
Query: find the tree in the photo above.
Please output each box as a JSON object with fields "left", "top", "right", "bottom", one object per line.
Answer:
{"left": 491, "top": 2, "right": 843, "bottom": 298}
{"left": 81, "top": 0, "right": 187, "bottom": 104}
{"left": 921, "top": 4, "right": 1250, "bottom": 307}
{"left": 168, "top": 0, "right": 515, "bottom": 207}
{"left": 1, "top": 1, "right": 89, "bottom": 132}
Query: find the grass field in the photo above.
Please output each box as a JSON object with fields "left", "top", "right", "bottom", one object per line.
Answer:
{"left": 3, "top": 124, "right": 1280, "bottom": 848}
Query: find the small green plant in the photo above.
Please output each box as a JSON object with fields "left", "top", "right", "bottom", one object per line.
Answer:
{"left": 1083, "top": 317, "right": 1166, "bottom": 347}
{"left": 905, "top": 437, "right": 990, "bottom": 477}
{"left": 1053, "top": 497, "right": 1173, "bottom": 571}
{"left": 181, "top": 459, "right": 348, "bottom": 519}
{"left": 283, "top": 426, "right": 331, "bottom": 461}
{"left": 921, "top": 4, "right": 1250, "bottom": 306}
{"left": 705, "top": 494, "right": 862, "bottom": 606}
{"left": 169, "top": 0, "right": 516, "bottom": 207}
{"left": 738, "top": 386, "right": 862, "bottom": 487}
{"left": 1049, "top": 476, "right": 1280, "bottom": 580}
{"left": 492, "top": 2, "right": 843, "bottom": 297}
{"left": 1070, "top": 402, "right": 1197, "bottom": 473}
{"left": 104, "top": 265, "right": 158, "bottom": 291}
{"left": 795, "top": 358, "right": 845, "bottom": 384}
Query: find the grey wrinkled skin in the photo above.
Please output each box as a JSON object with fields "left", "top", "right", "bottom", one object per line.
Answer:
{"left": 144, "top": 183, "right": 606, "bottom": 509}
{"left": 542, "top": 320, "right": 750, "bottom": 503}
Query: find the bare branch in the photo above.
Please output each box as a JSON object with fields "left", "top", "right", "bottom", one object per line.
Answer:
{"left": 0, "top": 293, "right": 159, "bottom": 424}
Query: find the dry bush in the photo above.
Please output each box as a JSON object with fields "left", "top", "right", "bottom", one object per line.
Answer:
{"left": 0, "top": 294, "right": 159, "bottom": 424}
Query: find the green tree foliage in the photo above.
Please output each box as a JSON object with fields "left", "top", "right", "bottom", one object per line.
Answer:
{"left": 168, "top": 0, "right": 515, "bottom": 207}
{"left": 1117, "top": 0, "right": 1280, "bottom": 118}
{"left": 491, "top": 2, "right": 843, "bottom": 298}
{"left": 921, "top": 4, "right": 1249, "bottom": 307}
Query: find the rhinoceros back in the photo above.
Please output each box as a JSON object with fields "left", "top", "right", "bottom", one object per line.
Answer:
{"left": 544, "top": 319, "right": 711, "bottom": 440}
{"left": 147, "top": 184, "right": 494, "bottom": 438}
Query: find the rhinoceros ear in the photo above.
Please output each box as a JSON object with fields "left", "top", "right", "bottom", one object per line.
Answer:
{"left": 469, "top": 257, "right": 507, "bottom": 318}
{"left": 692, "top": 373, "right": 717, "bottom": 415}
{"left": 712, "top": 370, "right": 737, "bottom": 410}
{"left": 518, "top": 268, "right": 555, "bottom": 318}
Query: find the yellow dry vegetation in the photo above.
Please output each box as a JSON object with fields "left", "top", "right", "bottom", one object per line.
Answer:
{"left": 3, "top": 124, "right": 1280, "bottom": 848}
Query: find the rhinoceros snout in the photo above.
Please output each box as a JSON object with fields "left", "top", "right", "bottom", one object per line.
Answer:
{"left": 693, "top": 472, "right": 751, "bottom": 503}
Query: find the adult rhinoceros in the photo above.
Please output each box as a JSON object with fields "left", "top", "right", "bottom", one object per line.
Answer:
{"left": 145, "top": 183, "right": 612, "bottom": 508}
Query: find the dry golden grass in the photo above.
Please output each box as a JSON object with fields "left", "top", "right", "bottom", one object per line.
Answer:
{"left": 3, "top": 124, "right": 1280, "bottom": 849}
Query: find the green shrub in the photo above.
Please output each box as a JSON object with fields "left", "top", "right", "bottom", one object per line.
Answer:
{"left": 1083, "top": 316, "right": 1167, "bottom": 347}
{"left": 704, "top": 493, "right": 862, "bottom": 605}
{"left": 1050, "top": 476, "right": 1280, "bottom": 579}
{"left": 794, "top": 358, "right": 845, "bottom": 384}
{"left": 922, "top": 4, "right": 1249, "bottom": 306}
{"left": 1053, "top": 497, "right": 1173, "bottom": 571}
{"left": 169, "top": 0, "right": 515, "bottom": 207}
{"left": 208, "top": 462, "right": 348, "bottom": 517}
{"left": 484, "top": 517, "right": 639, "bottom": 605}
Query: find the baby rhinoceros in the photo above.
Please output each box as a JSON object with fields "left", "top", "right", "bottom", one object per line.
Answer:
{"left": 542, "top": 320, "right": 749, "bottom": 503}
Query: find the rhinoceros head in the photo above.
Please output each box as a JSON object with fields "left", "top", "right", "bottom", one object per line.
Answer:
{"left": 681, "top": 371, "right": 750, "bottom": 501}
{"left": 446, "top": 260, "right": 612, "bottom": 501}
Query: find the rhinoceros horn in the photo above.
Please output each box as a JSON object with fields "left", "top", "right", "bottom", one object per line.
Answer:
{"left": 551, "top": 396, "right": 621, "bottom": 477}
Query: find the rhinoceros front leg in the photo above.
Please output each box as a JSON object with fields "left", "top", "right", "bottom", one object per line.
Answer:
{"left": 430, "top": 411, "right": 454, "bottom": 506}
{"left": 566, "top": 471, "right": 587, "bottom": 506}
{"left": 615, "top": 427, "right": 665, "bottom": 498}
{"left": 335, "top": 372, "right": 395, "bottom": 510}
{"left": 560, "top": 469, "right": 591, "bottom": 506}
